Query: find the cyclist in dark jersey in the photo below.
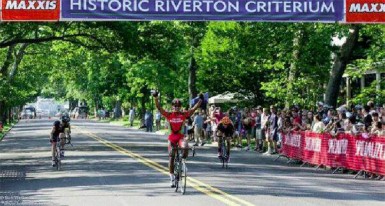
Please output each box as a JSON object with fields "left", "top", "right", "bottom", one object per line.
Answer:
{"left": 216, "top": 116, "right": 235, "bottom": 162}
{"left": 50, "top": 120, "right": 61, "bottom": 166}
{"left": 60, "top": 115, "right": 71, "bottom": 157}
{"left": 153, "top": 91, "right": 203, "bottom": 188}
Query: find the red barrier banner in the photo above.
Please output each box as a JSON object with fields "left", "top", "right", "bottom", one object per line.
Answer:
{"left": 1, "top": 0, "right": 60, "bottom": 21}
{"left": 324, "top": 133, "right": 349, "bottom": 169}
{"left": 281, "top": 132, "right": 303, "bottom": 160}
{"left": 346, "top": 0, "right": 385, "bottom": 23}
{"left": 280, "top": 131, "right": 385, "bottom": 175}
{"left": 302, "top": 131, "right": 324, "bottom": 166}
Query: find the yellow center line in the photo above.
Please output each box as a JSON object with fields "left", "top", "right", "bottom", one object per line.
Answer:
{"left": 73, "top": 126, "right": 255, "bottom": 206}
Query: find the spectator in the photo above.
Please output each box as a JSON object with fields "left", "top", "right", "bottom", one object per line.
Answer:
{"left": 312, "top": 114, "right": 325, "bottom": 133}
{"left": 276, "top": 109, "right": 285, "bottom": 148}
{"left": 370, "top": 121, "right": 382, "bottom": 135}
{"left": 299, "top": 111, "right": 308, "bottom": 131}
{"left": 204, "top": 116, "right": 212, "bottom": 142}
{"left": 186, "top": 116, "right": 194, "bottom": 140}
{"left": 242, "top": 108, "right": 253, "bottom": 151}
{"left": 129, "top": 107, "right": 135, "bottom": 127}
{"left": 211, "top": 106, "right": 224, "bottom": 142}
{"left": 367, "top": 100, "right": 376, "bottom": 115}
{"left": 316, "top": 102, "right": 326, "bottom": 119}
{"left": 264, "top": 105, "right": 278, "bottom": 155}
{"left": 193, "top": 110, "right": 205, "bottom": 146}
{"left": 323, "top": 109, "right": 334, "bottom": 125}
{"left": 229, "top": 107, "right": 242, "bottom": 148}
{"left": 380, "top": 107, "right": 385, "bottom": 123}
{"left": 330, "top": 120, "right": 345, "bottom": 136}
{"left": 235, "top": 107, "right": 243, "bottom": 135}
{"left": 291, "top": 107, "right": 302, "bottom": 131}
{"left": 362, "top": 105, "right": 373, "bottom": 132}
{"left": 254, "top": 106, "right": 263, "bottom": 152}
{"left": 372, "top": 112, "right": 380, "bottom": 125}
{"left": 282, "top": 116, "right": 293, "bottom": 134}
{"left": 155, "top": 110, "right": 161, "bottom": 131}
{"left": 345, "top": 116, "right": 359, "bottom": 135}
{"left": 352, "top": 105, "right": 363, "bottom": 123}
{"left": 261, "top": 107, "right": 269, "bottom": 137}
{"left": 305, "top": 111, "right": 314, "bottom": 130}
{"left": 381, "top": 122, "right": 385, "bottom": 136}
{"left": 145, "top": 110, "right": 153, "bottom": 132}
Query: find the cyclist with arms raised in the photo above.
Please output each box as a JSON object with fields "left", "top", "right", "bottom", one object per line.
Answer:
{"left": 216, "top": 116, "right": 235, "bottom": 162}
{"left": 153, "top": 91, "right": 203, "bottom": 188}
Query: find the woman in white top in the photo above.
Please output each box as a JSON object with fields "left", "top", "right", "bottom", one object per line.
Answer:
{"left": 312, "top": 114, "right": 325, "bottom": 133}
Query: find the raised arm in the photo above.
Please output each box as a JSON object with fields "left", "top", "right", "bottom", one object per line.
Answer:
{"left": 152, "top": 91, "right": 166, "bottom": 115}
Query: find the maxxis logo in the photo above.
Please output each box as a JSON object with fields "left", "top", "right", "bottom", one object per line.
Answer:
{"left": 349, "top": 3, "right": 385, "bottom": 13}
{"left": 346, "top": 0, "right": 385, "bottom": 23}
{"left": 5, "top": 0, "right": 57, "bottom": 10}
{"left": 1, "top": 0, "right": 60, "bottom": 21}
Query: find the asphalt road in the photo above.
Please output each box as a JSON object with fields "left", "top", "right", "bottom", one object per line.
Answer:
{"left": 1, "top": 119, "right": 384, "bottom": 206}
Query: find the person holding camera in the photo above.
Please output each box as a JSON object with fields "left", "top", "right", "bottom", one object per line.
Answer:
{"left": 152, "top": 91, "right": 203, "bottom": 188}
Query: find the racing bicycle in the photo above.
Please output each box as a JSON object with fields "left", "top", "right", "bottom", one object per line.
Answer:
{"left": 172, "top": 145, "right": 188, "bottom": 194}
{"left": 218, "top": 136, "right": 230, "bottom": 169}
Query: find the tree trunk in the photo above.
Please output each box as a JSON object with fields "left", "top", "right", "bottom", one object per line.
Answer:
{"left": 286, "top": 28, "right": 303, "bottom": 108}
{"left": 8, "top": 107, "right": 12, "bottom": 123}
{"left": 9, "top": 43, "right": 29, "bottom": 82}
{"left": 140, "top": 85, "right": 149, "bottom": 124}
{"left": 114, "top": 100, "right": 122, "bottom": 119}
{"left": 188, "top": 54, "right": 198, "bottom": 103}
{"left": 0, "top": 101, "right": 6, "bottom": 124}
{"left": 94, "top": 98, "right": 99, "bottom": 118}
{"left": 325, "top": 25, "right": 360, "bottom": 108}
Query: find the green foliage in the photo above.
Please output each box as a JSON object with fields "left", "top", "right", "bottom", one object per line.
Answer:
{"left": 351, "top": 81, "right": 385, "bottom": 106}
{"left": 1, "top": 22, "right": 385, "bottom": 119}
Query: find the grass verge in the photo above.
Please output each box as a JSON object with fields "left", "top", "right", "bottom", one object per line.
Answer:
{"left": 0, "top": 121, "right": 17, "bottom": 142}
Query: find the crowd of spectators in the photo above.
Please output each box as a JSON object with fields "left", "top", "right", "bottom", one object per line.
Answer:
{"left": 185, "top": 100, "right": 385, "bottom": 155}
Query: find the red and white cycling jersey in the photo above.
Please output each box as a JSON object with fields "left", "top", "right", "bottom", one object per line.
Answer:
{"left": 161, "top": 111, "right": 190, "bottom": 144}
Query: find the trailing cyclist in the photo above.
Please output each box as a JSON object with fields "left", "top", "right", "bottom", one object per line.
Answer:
{"left": 50, "top": 120, "right": 63, "bottom": 167}
{"left": 216, "top": 116, "right": 235, "bottom": 162}
{"left": 60, "top": 115, "right": 71, "bottom": 157}
{"left": 153, "top": 91, "right": 203, "bottom": 188}
{"left": 49, "top": 115, "right": 71, "bottom": 166}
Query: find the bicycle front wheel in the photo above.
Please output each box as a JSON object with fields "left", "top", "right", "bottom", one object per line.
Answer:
{"left": 57, "top": 159, "right": 61, "bottom": 170}
{"left": 174, "top": 161, "right": 180, "bottom": 192}
{"left": 221, "top": 143, "right": 227, "bottom": 168}
{"left": 56, "top": 147, "right": 61, "bottom": 171}
{"left": 181, "top": 161, "right": 187, "bottom": 194}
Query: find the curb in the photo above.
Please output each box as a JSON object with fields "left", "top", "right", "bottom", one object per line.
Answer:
{"left": 0, "top": 121, "right": 18, "bottom": 142}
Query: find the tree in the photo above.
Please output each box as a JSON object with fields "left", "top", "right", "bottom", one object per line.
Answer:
{"left": 325, "top": 25, "right": 360, "bottom": 108}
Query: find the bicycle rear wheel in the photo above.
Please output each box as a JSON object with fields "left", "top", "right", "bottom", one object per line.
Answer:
{"left": 221, "top": 143, "right": 226, "bottom": 168}
{"left": 181, "top": 161, "right": 187, "bottom": 194}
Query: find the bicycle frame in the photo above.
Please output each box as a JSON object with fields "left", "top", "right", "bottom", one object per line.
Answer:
{"left": 54, "top": 139, "right": 61, "bottom": 170}
{"left": 218, "top": 136, "right": 229, "bottom": 169}
{"left": 172, "top": 145, "right": 187, "bottom": 195}
{"left": 64, "top": 128, "right": 72, "bottom": 146}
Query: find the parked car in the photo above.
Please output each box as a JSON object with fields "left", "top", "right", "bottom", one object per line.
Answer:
{"left": 20, "top": 110, "right": 34, "bottom": 119}
{"left": 71, "top": 106, "right": 88, "bottom": 119}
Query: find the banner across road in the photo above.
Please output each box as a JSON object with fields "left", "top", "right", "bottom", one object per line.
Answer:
{"left": 0, "top": 0, "right": 384, "bottom": 23}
